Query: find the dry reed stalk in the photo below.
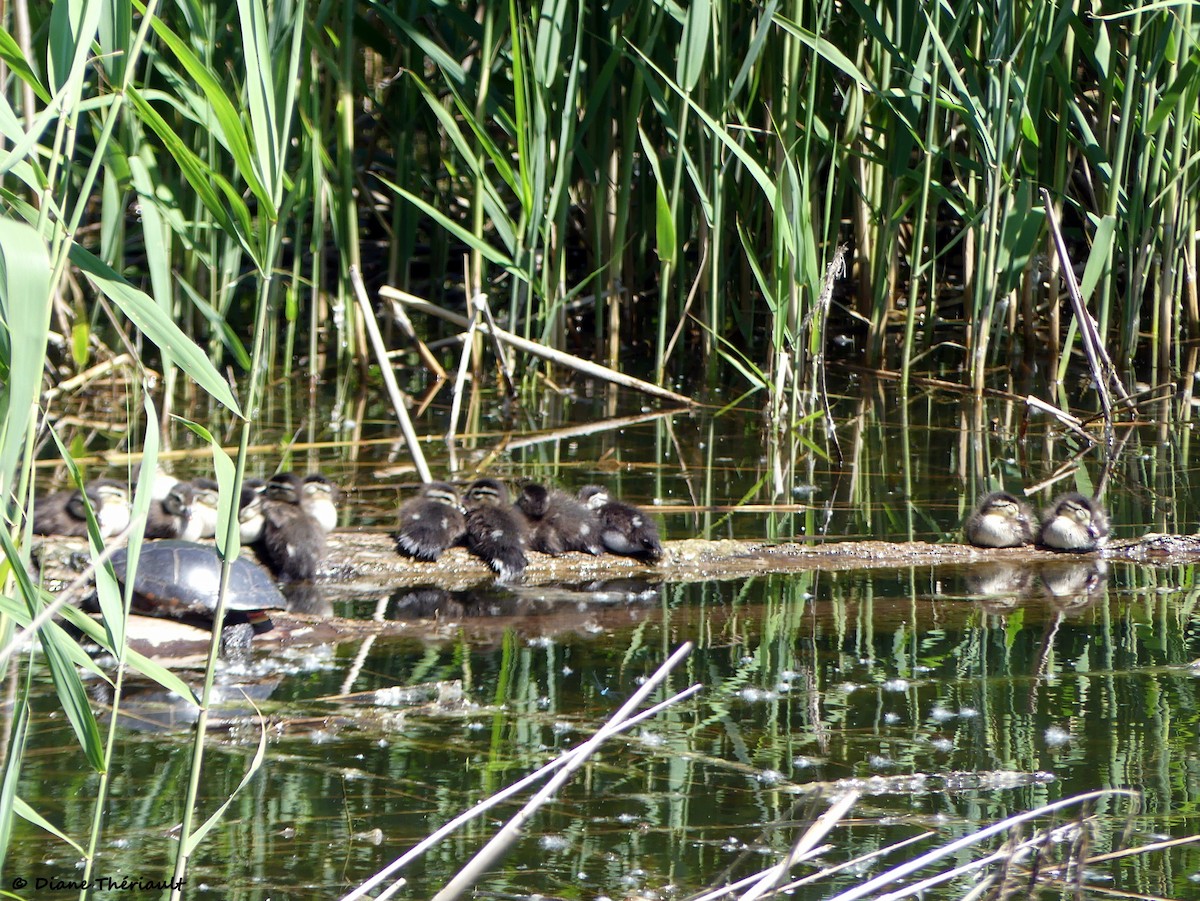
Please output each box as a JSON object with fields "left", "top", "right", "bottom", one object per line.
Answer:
{"left": 381, "top": 286, "right": 696, "bottom": 405}
{"left": 341, "top": 651, "right": 702, "bottom": 901}
{"left": 349, "top": 265, "right": 431, "bottom": 483}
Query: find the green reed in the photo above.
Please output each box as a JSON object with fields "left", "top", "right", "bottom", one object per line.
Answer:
{"left": 3, "top": 0, "right": 1200, "bottom": 884}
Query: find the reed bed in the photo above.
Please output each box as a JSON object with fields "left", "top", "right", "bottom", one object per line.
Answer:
{"left": 1, "top": 0, "right": 1199, "bottom": 891}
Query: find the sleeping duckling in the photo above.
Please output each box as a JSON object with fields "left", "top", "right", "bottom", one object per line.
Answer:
{"left": 1037, "top": 493, "right": 1109, "bottom": 552}
{"left": 237, "top": 478, "right": 267, "bottom": 545}
{"left": 964, "top": 491, "right": 1034, "bottom": 548}
{"left": 300, "top": 473, "right": 339, "bottom": 534}
{"left": 516, "top": 483, "right": 604, "bottom": 556}
{"left": 578, "top": 485, "right": 663, "bottom": 561}
{"left": 395, "top": 482, "right": 466, "bottom": 561}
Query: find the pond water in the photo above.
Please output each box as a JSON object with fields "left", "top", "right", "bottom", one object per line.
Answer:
{"left": 12, "top": 375, "right": 1200, "bottom": 898}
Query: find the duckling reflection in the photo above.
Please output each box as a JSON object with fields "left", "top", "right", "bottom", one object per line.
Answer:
{"left": 1037, "top": 493, "right": 1110, "bottom": 552}
{"left": 387, "top": 581, "right": 663, "bottom": 621}
{"left": 279, "top": 580, "right": 333, "bottom": 617}
{"left": 964, "top": 491, "right": 1034, "bottom": 548}
{"left": 964, "top": 562, "right": 1034, "bottom": 609}
{"left": 1039, "top": 558, "right": 1108, "bottom": 609}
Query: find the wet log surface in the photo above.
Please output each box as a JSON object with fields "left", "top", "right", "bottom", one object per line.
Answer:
{"left": 34, "top": 530, "right": 1200, "bottom": 592}
{"left": 30, "top": 530, "right": 1200, "bottom": 659}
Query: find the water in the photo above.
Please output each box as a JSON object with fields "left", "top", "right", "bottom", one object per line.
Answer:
{"left": 12, "top": 382, "right": 1200, "bottom": 898}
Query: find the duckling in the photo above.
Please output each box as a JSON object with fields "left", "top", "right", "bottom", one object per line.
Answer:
{"left": 463, "top": 478, "right": 528, "bottom": 580}
{"left": 963, "top": 491, "right": 1034, "bottom": 548}
{"left": 133, "top": 463, "right": 180, "bottom": 502}
{"left": 516, "top": 483, "right": 604, "bottom": 556}
{"left": 33, "top": 479, "right": 131, "bottom": 538}
{"left": 260, "top": 472, "right": 327, "bottom": 580}
{"left": 186, "top": 477, "right": 222, "bottom": 539}
{"left": 300, "top": 473, "right": 339, "bottom": 534}
{"left": 578, "top": 485, "right": 664, "bottom": 561}
{"left": 145, "top": 481, "right": 194, "bottom": 539}
{"left": 1037, "top": 493, "right": 1110, "bottom": 552}
{"left": 395, "top": 481, "right": 466, "bottom": 561}
{"left": 237, "top": 478, "right": 267, "bottom": 545}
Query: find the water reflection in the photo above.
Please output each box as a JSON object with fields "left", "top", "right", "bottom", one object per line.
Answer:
{"left": 12, "top": 562, "right": 1200, "bottom": 897}
{"left": 964, "top": 558, "right": 1109, "bottom": 612}
{"left": 386, "top": 580, "right": 662, "bottom": 621}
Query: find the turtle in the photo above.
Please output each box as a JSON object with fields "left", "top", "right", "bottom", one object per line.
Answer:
{"left": 110, "top": 540, "right": 286, "bottom": 655}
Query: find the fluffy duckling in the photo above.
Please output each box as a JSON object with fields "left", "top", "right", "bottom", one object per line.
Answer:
{"left": 260, "top": 472, "right": 327, "bottom": 580}
{"left": 395, "top": 481, "right": 466, "bottom": 561}
{"left": 145, "top": 482, "right": 194, "bottom": 539}
{"left": 33, "top": 479, "right": 131, "bottom": 538}
{"left": 1037, "top": 493, "right": 1110, "bottom": 552}
{"left": 237, "top": 478, "right": 267, "bottom": 545}
{"left": 185, "top": 478, "right": 221, "bottom": 539}
{"left": 516, "top": 483, "right": 604, "bottom": 556}
{"left": 963, "top": 491, "right": 1034, "bottom": 548}
{"left": 578, "top": 485, "right": 663, "bottom": 561}
{"left": 463, "top": 478, "right": 528, "bottom": 580}
{"left": 300, "top": 473, "right": 339, "bottom": 534}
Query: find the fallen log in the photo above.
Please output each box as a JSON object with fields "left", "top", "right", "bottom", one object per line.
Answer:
{"left": 25, "top": 531, "right": 1195, "bottom": 660}
{"left": 30, "top": 530, "right": 1200, "bottom": 595}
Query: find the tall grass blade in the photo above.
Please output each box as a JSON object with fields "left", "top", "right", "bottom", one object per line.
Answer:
{"left": 0, "top": 218, "right": 51, "bottom": 499}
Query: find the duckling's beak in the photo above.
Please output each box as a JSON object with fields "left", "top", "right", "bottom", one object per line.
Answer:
{"left": 1087, "top": 522, "right": 1103, "bottom": 540}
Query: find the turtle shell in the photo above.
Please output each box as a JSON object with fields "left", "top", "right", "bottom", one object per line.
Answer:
{"left": 111, "top": 539, "right": 286, "bottom": 621}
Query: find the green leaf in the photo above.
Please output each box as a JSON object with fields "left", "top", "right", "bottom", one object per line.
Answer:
{"left": 0, "top": 26, "right": 51, "bottom": 104}
{"left": 0, "top": 217, "right": 52, "bottom": 500}
{"left": 638, "top": 124, "right": 676, "bottom": 266}
{"left": 1079, "top": 214, "right": 1117, "bottom": 302}
{"left": 677, "top": 0, "right": 711, "bottom": 92}
{"left": 177, "top": 417, "right": 240, "bottom": 558}
{"left": 0, "top": 529, "right": 105, "bottom": 771}
{"left": 126, "top": 85, "right": 258, "bottom": 266}
{"left": 14, "top": 797, "right": 85, "bottom": 855}
{"left": 0, "top": 661, "right": 32, "bottom": 873}
{"left": 183, "top": 694, "right": 268, "bottom": 855}
{"left": 67, "top": 243, "right": 243, "bottom": 417}
{"left": 136, "top": 2, "right": 272, "bottom": 210}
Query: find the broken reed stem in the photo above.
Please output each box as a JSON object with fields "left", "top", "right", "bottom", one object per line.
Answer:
{"left": 341, "top": 671, "right": 703, "bottom": 901}
{"left": 688, "top": 831, "right": 932, "bottom": 901}
{"left": 380, "top": 286, "right": 696, "bottom": 406}
{"left": 429, "top": 642, "right": 697, "bottom": 901}
{"left": 823, "top": 789, "right": 1138, "bottom": 901}
{"left": 473, "top": 293, "right": 517, "bottom": 398}
{"left": 1040, "top": 189, "right": 1134, "bottom": 457}
{"left": 445, "top": 295, "right": 480, "bottom": 472}
{"left": 387, "top": 293, "right": 447, "bottom": 380}
{"left": 349, "top": 266, "right": 432, "bottom": 483}
{"left": 810, "top": 245, "right": 846, "bottom": 465}
{"left": 739, "top": 791, "right": 859, "bottom": 901}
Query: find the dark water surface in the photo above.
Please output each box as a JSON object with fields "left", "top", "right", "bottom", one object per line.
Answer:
{"left": 14, "top": 381, "right": 1200, "bottom": 898}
